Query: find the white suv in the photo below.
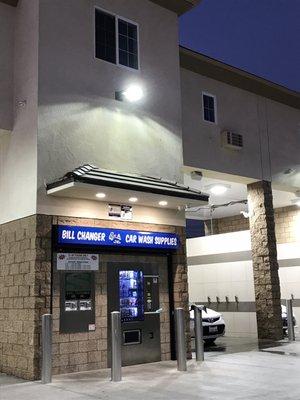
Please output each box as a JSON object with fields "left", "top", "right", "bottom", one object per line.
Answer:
{"left": 190, "top": 307, "right": 225, "bottom": 344}
{"left": 281, "top": 304, "right": 296, "bottom": 335}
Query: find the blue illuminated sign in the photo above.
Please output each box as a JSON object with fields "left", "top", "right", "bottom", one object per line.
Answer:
{"left": 57, "top": 225, "right": 180, "bottom": 250}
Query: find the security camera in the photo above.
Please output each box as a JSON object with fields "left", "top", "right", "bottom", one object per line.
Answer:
{"left": 240, "top": 210, "right": 250, "bottom": 218}
{"left": 190, "top": 171, "right": 203, "bottom": 181}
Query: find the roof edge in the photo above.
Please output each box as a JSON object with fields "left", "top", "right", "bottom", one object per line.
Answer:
{"left": 46, "top": 165, "right": 209, "bottom": 203}
{"left": 150, "top": 0, "right": 201, "bottom": 16}
{"left": 180, "top": 46, "right": 300, "bottom": 110}
{"left": 0, "top": 0, "right": 18, "bottom": 6}
{"left": 0, "top": 0, "right": 201, "bottom": 13}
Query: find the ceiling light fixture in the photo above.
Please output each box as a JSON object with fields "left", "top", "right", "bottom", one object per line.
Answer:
{"left": 129, "top": 197, "right": 138, "bottom": 203}
{"left": 206, "top": 184, "right": 231, "bottom": 196}
{"left": 95, "top": 193, "right": 106, "bottom": 199}
{"left": 159, "top": 201, "right": 168, "bottom": 206}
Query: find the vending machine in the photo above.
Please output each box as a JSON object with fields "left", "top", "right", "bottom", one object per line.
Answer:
{"left": 108, "top": 263, "right": 161, "bottom": 366}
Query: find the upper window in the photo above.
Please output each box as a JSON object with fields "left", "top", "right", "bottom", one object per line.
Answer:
{"left": 95, "top": 9, "right": 139, "bottom": 70}
{"left": 202, "top": 93, "right": 217, "bottom": 123}
{"left": 95, "top": 9, "right": 116, "bottom": 64}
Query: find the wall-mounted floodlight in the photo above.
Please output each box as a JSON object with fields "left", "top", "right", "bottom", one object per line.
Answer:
{"left": 115, "top": 84, "right": 144, "bottom": 103}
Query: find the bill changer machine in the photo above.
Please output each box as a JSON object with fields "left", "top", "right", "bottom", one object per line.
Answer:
{"left": 108, "top": 263, "right": 161, "bottom": 366}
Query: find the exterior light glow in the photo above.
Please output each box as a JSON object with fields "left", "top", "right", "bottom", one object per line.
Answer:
{"left": 159, "top": 201, "right": 168, "bottom": 206}
{"left": 210, "top": 184, "right": 229, "bottom": 195}
{"left": 122, "top": 85, "right": 144, "bottom": 102}
{"left": 291, "top": 198, "right": 300, "bottom": 207}
{"left": 291, "top": 193, "right": 300, "bottom": 207}
{"left": 95, "top": 193, "right": 106, "bottom": 199}
{"left": 129, "top": 197, "right": 138, "bottom": 203}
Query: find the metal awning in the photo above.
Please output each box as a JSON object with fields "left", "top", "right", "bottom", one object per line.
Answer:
{"left": 46, "top": 165, "right": 209, "bottom": 209}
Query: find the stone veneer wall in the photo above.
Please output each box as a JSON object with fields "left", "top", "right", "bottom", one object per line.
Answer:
{"left": 0, "top": 214, "right": 189, "bottom": 379}
{"left": 247, "top": 181, "right": 282, "bottom": 340}
{"left": 52, "top": 253, "right": 171, "bottom": 375}
{"left": 51, "top": 216, "right": 189, "bottom": 374}
{"left": 0, "top": 215, "right": 52, "bottom": 380}
{"left": 204, "top": 205, "right": 300, "bottom": 244}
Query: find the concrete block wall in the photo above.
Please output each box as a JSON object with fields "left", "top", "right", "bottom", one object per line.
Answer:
{"left": 51, "top": 259, "right": 108, "bottom": 375}
{"left": 204, "top": 205, "right": 300, "bottom": 244}
{"left": 247, "top": 180, "right": 282, "bottom": 341}
{"left": 0, "top": 215, "right": 51, "bottom": 380}
{"left": 274, "top": 206, "right": 300, "bottom": 244}
{"left": 0, "top": 213, "right": 189, "bottom": 379}
{"left": 50, "top": 216, "right": 188, "bottom": 373}
{"left": 51, "top": 251, "right": 171, "bottom": 375}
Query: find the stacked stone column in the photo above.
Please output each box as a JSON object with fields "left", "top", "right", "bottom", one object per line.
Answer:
{"left": 247, "top": 181, "right": 282, "bottom": 340}
{"left": 172, "top": 226, "right": 191, "bottom": 358}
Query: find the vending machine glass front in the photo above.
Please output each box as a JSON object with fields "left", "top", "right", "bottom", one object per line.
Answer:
{"left": 119, "top": 270, "right": 144, "bottom": 322}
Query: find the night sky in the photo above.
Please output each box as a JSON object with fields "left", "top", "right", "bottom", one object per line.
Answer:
{"left": 179, "top": 0, "right": 300, "bottom": 92}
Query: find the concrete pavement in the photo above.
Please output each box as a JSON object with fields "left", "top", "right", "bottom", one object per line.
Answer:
{"left": 1, "top": 338, "right": 300, "bottom": 400}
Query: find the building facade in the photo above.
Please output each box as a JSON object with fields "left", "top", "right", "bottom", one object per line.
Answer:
{"left": 0, "top": 0, "right": 299, "bottom": 380}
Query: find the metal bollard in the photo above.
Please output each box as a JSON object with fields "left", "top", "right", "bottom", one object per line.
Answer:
{"left": 175, "top": 308, "right": 187, "bottom": 371}
{"left": 111, "top": 311, "right": 122, "bottom": 382}
{"left": 41, "top": 314, "right": 52, "bottom": 384}
{"left": 286, "top": 299, "right": 295, "bottom": 341}
{"left": 194, "top": 306, "right": 204, "bottom": 362}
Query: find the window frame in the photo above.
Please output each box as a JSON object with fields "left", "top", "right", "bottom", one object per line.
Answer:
{"left": 202, "top": 91, "right": 217, "bottom": 124}
{"left": 94, "top": 6, "right": 140, "bottom": 71}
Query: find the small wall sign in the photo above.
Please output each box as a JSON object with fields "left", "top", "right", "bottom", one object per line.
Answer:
{"left": 57, "top": 253, "right": 99, "bottom": 271}
{"left": 108, "top": 204, "right": 133, "bottom": 220}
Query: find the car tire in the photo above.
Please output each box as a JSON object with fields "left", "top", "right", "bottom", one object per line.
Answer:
{"left": 204, "top": 338, "right": 216, "bottom": 345}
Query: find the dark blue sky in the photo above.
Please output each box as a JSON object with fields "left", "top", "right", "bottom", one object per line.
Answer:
{"left": 179, "top": 0, "right": 300, "bottom": 92}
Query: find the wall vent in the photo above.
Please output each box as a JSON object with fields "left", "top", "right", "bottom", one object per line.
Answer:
{"left": 221, "top": 131, "right": 243, "bottom": 150}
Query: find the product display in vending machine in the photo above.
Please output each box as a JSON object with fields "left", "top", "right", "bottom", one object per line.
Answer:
{"left": 119, "top": 270, "right": 144, "bottom": 322}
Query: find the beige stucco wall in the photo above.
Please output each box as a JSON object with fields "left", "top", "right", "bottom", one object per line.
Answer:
{"left": 0, "top": 2, "right": 14, "bottom": 132}
{"left": 0, "top": 0, "right": 39, "bottom": 224}
{"left": 181, "top": 67, "right": 300, "bottom": 190}
{"left": 37, "top": 196, "right": 186, "bottom": 227}
{"left": 37, "top": 0, "right": 183, "bottom": 216}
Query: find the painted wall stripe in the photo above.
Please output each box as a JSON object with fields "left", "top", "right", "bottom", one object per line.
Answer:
{"left": 188, "top": 252, "right": 300, "bottom": 268}
{"left": 193, "top": 299, "right": 300, "bottom": 312}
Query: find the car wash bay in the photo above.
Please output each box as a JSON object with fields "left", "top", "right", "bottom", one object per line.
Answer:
{"left": 187, "top": 230, "right": 300, "bottom": 339}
